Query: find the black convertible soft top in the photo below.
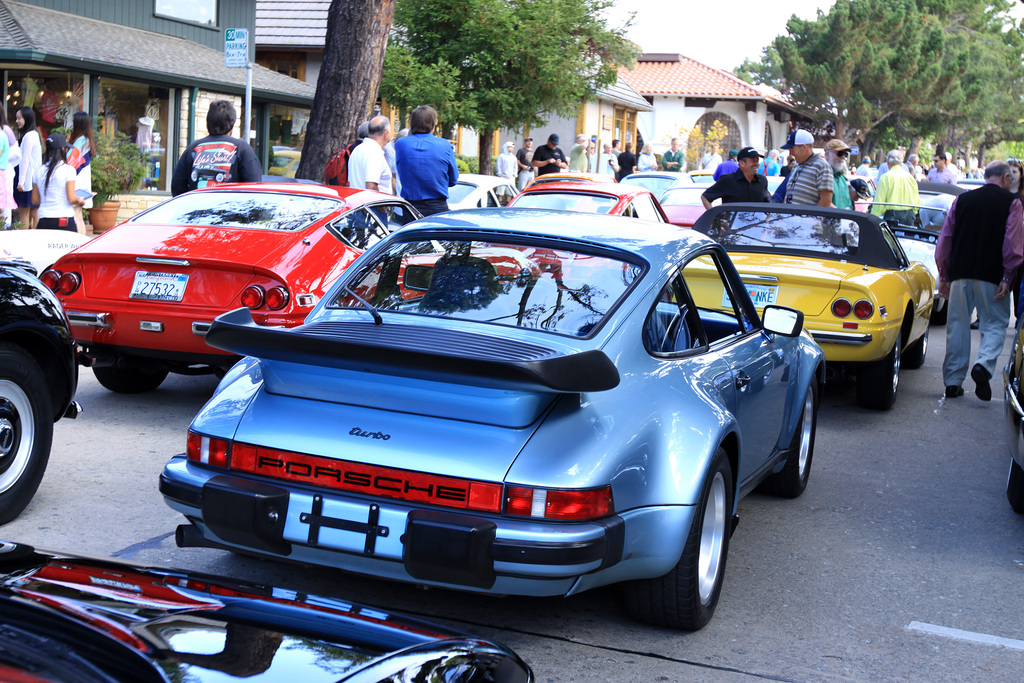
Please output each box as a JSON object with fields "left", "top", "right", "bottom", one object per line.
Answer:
{"left": 692, "top": 202, "right": 903, "bottom": 270}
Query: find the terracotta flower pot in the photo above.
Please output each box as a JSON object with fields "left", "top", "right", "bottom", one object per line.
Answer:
{"left": 88, "top": 201, "right": 121, "bottom": 233}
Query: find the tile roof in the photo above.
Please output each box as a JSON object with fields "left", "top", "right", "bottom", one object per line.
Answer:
{"left": 620, "top": 53, "right": 795, "bottom": 108}
{"left": 256, "top": 0, "right": 329, "bottom": 48}
{"left": 0, "top": 0, "right": 315, "bottom": 103}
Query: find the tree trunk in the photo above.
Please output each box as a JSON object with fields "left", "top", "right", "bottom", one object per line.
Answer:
{"left": 977, "top": 142, "right": 986, "bottom": 169}
{"left": 478, "top": 129, "right": 495, "bottom": 175}
{"left": 295, "top": 0, "right": 395, "bottom": 182}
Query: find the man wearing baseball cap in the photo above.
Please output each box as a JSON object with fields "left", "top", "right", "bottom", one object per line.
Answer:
{"left": 532, "top": 133, "right": 568, "bottom": 176}
{"left": 823, "top": 139, "right": 858, "bottom": 210}
{"left": 700, "top": 147, "right": 771, "bottom": 209}
{"left": 781, "top": 129, "right": 833, "bottom": 206}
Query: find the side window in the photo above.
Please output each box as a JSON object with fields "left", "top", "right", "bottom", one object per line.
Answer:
{"left": 496, "top": 184, "right": 516, "bottom": 207}
{"left": 880, "top": 224, "right": 910, "bottom": 268}
{"left": 622, "top": 203, "right": 639, "bottom": 218}
{"left": 643, "top": 276, "right": 704, "bottom": 354}
{"left": 332, "top": 207, "right": 390, "bottom": 251}
{"left": 485, "top": 190, "right": 500, "bottom": 208}
{"left": 680, "top": 251, "right": 756, "bottom": 344}
{"left": 632, "top": 194, "right": 663, "bottom": 222}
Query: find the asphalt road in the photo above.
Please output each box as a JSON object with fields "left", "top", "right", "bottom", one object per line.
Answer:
{"left": 6, "top": 324, "right": 1024, "bottom": 682}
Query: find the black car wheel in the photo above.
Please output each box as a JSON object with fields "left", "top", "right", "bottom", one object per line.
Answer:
{"left": 93, "top": 366, "right": 168, "bottom": 394}
{"left": 902, "top": 327, "right": 928, "bottom": 370}
{"left": 622, "top": 448, "right": 733, "bottom": 630}
{"left": 759, "top": 382, "right": 817, "bottom": 498}
{"left": 0, "top": 344, "right": 53, "bottom": 524}
{"left": 1008, "top": 459, "right": 1024, "bottom": 513}
{"left": 857, "top": 339, "right": 900, "bottom": 410}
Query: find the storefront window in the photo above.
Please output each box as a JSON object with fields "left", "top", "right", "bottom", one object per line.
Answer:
{"left": 6, "top": 71, "right": 86, "bottom": 138}
{"left": 266, "top": 105, "right": 309, "bottom": 178}
{"left": 155, "top": 0, "right": 217, "bottom": 27}
{"left": 98, "top": 79, "right": 171, "bottom": 193}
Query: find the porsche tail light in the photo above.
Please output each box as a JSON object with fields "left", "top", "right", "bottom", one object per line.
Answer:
{"left": 40, "top": 269, "right": 61, "bottom": 292}
{"left": 186, "top": 431, "right": 229, "bottom": 468}
{"left": 504, "top": 485, "right": 613, "bottom": 521}
{"left": 265, "top": 286, "right": 290, "bottom": 310}
{"left": 854, "top": 299, "right": 874, "bottom": 319}
{"left": 241, "top": 285, "right": 265, "bottom": 309}
{"left": 831, "top": 298, "right": 851, "bottom": 317}
{"left": 57, "top": 271, "right": 81, "bottom": 295}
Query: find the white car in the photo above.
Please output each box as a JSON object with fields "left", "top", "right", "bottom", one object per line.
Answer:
{"left": 0, "top": 229, "right": 90, "bottom": 276}
{"left": 447, "top": 173, "right": 518, "bottom": 209}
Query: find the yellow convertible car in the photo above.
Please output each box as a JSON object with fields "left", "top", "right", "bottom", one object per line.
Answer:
{"left": 693, "top": 203, "right": 934, "bottom": 410}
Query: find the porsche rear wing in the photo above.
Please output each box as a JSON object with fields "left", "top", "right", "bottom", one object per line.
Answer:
{"left": 205, "top": 308, "right": 620, "bottom": 393}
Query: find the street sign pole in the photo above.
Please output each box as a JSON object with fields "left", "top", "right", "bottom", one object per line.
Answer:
{"left": 224, "top": 28, "right": 251, "bottom": 142}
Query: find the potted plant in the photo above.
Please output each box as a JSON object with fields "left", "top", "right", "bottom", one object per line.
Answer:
{"left": 88, "top": 131, "right": 147, "bottom": 232}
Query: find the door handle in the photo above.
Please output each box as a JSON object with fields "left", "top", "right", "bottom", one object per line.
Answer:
{"left": 736, "top": 373, "right": 751, "bottom": 391}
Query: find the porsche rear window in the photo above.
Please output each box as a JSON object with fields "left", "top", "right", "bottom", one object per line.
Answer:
{"left": 512, "top": 192, "right": 618, "bottom": 214}
{"left": 129, "top": 192, "right": 341, "bottom": 231}
{"left": 332, "top": 238, "right": 644, "bottom": 337}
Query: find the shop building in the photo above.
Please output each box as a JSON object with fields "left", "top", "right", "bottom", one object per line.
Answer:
{"left": 0, "top": 0, "right": 314, "bottom": 220}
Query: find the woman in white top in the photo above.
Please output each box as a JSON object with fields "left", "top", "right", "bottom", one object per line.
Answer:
{"left": 15, "top": 106, "right": 41, "bottom": 229}
{"left": 31, "top": 133, "right": 84, "bottom": 232}
{"left": 637, "top": 144, "right": 657, "bottom": 172}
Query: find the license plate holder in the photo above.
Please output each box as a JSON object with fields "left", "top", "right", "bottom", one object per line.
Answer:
{"left": 130, "top": 271, "right": 188, "bottom": 302}
{"left": 726, "top": 283, "right": 779, "bottom": 308}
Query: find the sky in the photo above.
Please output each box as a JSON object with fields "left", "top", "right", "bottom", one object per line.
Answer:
{"left": 605, "top": 0, "right": 1024, "bottom": 72}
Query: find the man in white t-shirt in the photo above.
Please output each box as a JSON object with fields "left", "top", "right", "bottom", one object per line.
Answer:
{"left": 347, "top": 116, "right": 393, "bottom": 193}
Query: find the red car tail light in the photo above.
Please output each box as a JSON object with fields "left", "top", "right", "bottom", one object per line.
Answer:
{"left": 240, "top": 285, "right": 265, "bottom": 309}
{"left": 831, "top": 299, "right": 852, "bottom": 317}
{"left": 186, "top": 431, "right": 229, "bottom": 468}
{"left": 40, "top": 269, "right": 61, "bottom": 292}
{"left": 854, "top": 299, "right": 874, "bottom": 319}
{"left": 57, "top": 271, "right": 81, "bottom": 295}
{"left": 504, "top": 485, "right": 613, "bottom": 521}
{"left": 265, "top": 286, "right": 290, "bottom": 310}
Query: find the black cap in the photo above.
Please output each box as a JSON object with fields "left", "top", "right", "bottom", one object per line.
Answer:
{"left": 548, "top": 133, "right": 559, "bottom": 144}
{"left": 737, "top": 146, "right": 764, "bottom": 161}
{"left": 46, "top": 132, "right": 70, "bottom": 149}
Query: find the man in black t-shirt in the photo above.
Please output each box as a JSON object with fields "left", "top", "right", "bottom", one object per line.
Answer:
{"left": 700, "top": 147, "right": 771, "bottom": 208}
{"left": 532, "top": 134, "right": 568, "bottom": 176}
{"left": 171, "top": 100, "right": 262, "bottom": 196}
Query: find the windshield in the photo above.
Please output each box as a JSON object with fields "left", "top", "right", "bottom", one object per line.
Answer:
{"left": 512, "top": 192, "right": 618, "bottom": 214}
{"left": 130, "top": 192, "right": 342, "bottom": 231}
{"left": 706, "top": 210, "right": 862, "bottom": 257}
{"left": 660, "top": 188, "right": 706, "bottom": 206}
{"left": 332, "top": 238, "right": 644, "bottom": 337}
{"left": 620, "top": 176, "right": 672, "bottom": 195}
{"left": 448, "top": 183, "right": 477, "bottom": 204}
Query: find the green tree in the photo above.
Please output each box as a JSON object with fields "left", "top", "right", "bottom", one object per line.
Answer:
{"left": 773, "top": 0, "right": 953, "bottom": 144}
{"left": 384, "top": 0, "right": 638, "bottom": 174}
{"left": 733, "top": 45, "right": 786, "bottom": 93}
{"left": 296, "top": 0, "right": 395, "bottom": 182}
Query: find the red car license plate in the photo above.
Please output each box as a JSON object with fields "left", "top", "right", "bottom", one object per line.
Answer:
{"left": 129, "top": 271, "right": 189, "bottom": 302}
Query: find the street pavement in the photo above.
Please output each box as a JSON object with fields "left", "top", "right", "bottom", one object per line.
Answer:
{"left": 5, "top": 322, "right": 1024, "bottom": 681}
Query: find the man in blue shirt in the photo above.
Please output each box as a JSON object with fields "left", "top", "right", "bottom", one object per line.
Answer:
{"left": 394, "top": 105, "right": 459, "bottom": 216}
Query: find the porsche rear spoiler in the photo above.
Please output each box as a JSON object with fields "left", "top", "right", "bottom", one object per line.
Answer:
{"left": 205, "top": 308, "right": 620, "bottom": 393}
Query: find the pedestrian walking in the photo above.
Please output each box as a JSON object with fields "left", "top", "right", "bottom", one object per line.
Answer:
{"left": 515, "top": 137, "right": 534, "bottom": 190}
{"left": 66, "top": 111, "right": 94, "bottom": 234}
{"left": 394, "top": 105, "right": 459, "bottom": 216}
{"left": 31, "top": 133, "right": 84, "bottom": 232}
{"left": 936, "top": 161, "right": 1023, "bottom": 400}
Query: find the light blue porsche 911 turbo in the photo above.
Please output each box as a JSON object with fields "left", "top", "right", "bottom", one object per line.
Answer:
{"left": 160, "top": 208, "right": 824, "bottom": 630}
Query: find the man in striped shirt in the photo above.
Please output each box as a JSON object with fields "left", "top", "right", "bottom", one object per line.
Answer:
{"left": 780, "top": 129, "right": 833, "bottom": 207}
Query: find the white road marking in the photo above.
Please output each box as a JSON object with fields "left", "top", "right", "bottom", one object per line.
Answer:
{"left": 908, "top": 621, "right": 1024, "bottom": 651}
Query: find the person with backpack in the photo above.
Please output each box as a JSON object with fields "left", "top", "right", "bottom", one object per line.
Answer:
{"left": 325, "top": 121, "right": 370, "bottom": 187}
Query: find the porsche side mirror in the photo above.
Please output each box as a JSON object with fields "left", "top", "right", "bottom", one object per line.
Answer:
{"left": 762, "top": 305, "right": 804, "bottom": 337}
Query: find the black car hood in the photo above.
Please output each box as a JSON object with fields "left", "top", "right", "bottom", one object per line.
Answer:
{"left": 0, "top": 541, "right": 531, "bottom": 682}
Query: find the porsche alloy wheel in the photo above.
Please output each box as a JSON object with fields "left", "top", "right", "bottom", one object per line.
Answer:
{"left": 93, "top": 365, "right": 169, "bottom": 394}
{"left": 759, "top": 382, "right": 817, "bottom": 498}
{"left": 1008, "top": 459, "right": 1024, "bottom": 513}
{"left": 622, "top": 448, "right": 733, "bottom": 630}
{"left": 0, "top": 344, "right": 53, "bottom": 524}
{"left": 857, "top": 340, "right": 900, "bottom": 411}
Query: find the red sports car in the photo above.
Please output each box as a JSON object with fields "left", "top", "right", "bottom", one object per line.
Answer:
{"left": 41, "top": 183, "right": 420, "bottom": 393}
{"left": 507, "top": 181, "right": 669, "bottom": 222}
{"left": 659, "top": 186, "right": 708, "bottom": 227}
